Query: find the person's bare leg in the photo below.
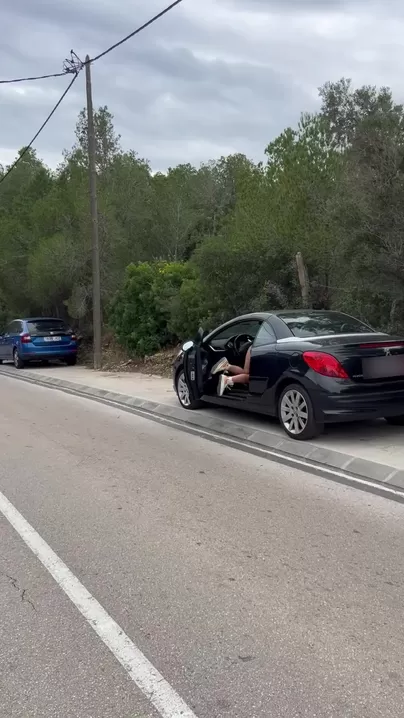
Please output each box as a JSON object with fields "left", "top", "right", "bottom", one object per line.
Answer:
{"left": 244, "top": 347, "right": 251, "bottom": 373}
{"left": 227, "top": 348, "right": 251, "bottom": 377}
{"left": 226, "top": 364, "right": 244, "bottom": 375}
{"left": 230, "top": 373, "right": 249, "bottom": 384}
{"left": 218, "top": 372, "right": 249, "bottom": 395}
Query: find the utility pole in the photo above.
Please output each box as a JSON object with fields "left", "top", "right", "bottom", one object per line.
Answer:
{"left": 85, "top": 55, "right": 102, "bottom": 370}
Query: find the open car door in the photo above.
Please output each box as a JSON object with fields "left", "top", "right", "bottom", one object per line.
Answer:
{"left": 183, "top": 329, "right": 205, "bottom": 403}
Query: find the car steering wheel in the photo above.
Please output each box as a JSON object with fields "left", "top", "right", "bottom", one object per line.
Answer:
{"left": 225, "top": 333, "right": 254, "bottom": 356}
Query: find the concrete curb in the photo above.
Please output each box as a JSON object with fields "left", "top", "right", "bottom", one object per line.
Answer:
{"left": 2, "top": 367, "right": 404, "bottom": 500}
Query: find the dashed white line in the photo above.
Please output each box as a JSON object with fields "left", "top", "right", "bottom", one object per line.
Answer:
{"left": 0, "top": 489, "right": 198, "bottom": 718}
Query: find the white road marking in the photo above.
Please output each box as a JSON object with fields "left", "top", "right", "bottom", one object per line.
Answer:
{"left": 0, "top": 489, "right": 198, "bottom": 718}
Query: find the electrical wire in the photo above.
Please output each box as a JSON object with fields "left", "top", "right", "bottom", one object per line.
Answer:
{"left": 0, "top": 1, "right": 184, "bottom": 84}
{"left": 0, "top": 69, "right": 74, "bottom": 85}
{"left": 89, "top": 0, "right": 183, "bottom": 63}
{"left": 0, "top": 72, "right": 80, "bottom": 185}
{"left": 0, "top": 0, "right": 183, "bottom": 182}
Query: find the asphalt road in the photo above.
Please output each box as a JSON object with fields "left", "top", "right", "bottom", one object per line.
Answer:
{"left": 1, "top": 375, "right": 404, "bottom": 718}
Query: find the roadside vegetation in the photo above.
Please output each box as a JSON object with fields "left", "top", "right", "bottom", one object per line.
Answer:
{"left": 1, "top": 78, "right": 404, "bottom": 364}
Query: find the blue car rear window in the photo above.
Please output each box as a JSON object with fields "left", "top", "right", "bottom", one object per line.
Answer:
{"left": 27, "top": 320, "right": 69, "bottom": 335}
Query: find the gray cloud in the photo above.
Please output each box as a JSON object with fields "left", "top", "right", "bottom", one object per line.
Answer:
{"left": 1, "top": 0, "right": 404, "bottom": 172}
{"left": 226, "top": 0, "right": 389, "bottom": 8}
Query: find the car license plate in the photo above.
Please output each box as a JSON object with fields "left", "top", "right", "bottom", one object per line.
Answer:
{"left": 44, "top": 336, "right": 61, "bottom": 342}
{"left": 363, "top": 355, "right": 404, "bottom": 379}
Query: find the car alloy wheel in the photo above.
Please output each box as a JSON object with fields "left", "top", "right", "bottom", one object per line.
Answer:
{"left": 177, "top": 371, "right": 191, "bottom": 407}
{"left": 278, "top": 384, "right": 323, "bottom": 441}
{"left": 280, "top": 388, "right": 309, "bottom": 436}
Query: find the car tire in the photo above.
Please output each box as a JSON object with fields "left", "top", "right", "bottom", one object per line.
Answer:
{"left": 13, "top": 348, "right": 25, "bottom": 369}
{"left": 65, "top": 356, "right": 77, "bottom": 366}
{"left": 385, "top": 415, "right": 404, "bottom": 426}
{"left": 278, "top": 383, "right": 323, "bottom": 441}
{"left": 175, "top": 370, "right": 202, "bottom": 410}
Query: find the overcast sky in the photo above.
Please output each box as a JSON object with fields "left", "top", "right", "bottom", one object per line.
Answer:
{"left": 1, "top": 0, "right": 403, "bottom": 172}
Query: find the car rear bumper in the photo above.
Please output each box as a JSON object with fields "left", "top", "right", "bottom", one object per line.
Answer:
{"left": 316, "top": 388, "right": 404, "bottom": 423}
{"left": 20, "top": 345, "right": 78, "bottom": 359}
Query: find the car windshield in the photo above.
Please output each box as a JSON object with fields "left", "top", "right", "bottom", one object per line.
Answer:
{"left": 278, "top": 312, "right": 374, "bottom": 338}
{"left": 27, "top": 320, "right": 69, "bottom": 335}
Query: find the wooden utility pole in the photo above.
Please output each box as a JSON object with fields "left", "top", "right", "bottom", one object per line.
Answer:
{"left": 296, "top": 251, "right": 310, "bottom": 309}
{"left": 85, "top": 55, "right": 102, "bottom": 370}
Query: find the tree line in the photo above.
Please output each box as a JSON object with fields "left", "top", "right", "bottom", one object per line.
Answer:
{"left": 1, "top": 78, "right": 404, "bottom": 355}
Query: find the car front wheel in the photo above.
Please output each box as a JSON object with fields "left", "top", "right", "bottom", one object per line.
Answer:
{"left": 278, "top": 384, "right": 322, "bottom": 441}
{"left": 176, "top": 370, "right": 202, "bottom": 410}
{"left": 13, "top": 348, "right": 25, "bottom": 369}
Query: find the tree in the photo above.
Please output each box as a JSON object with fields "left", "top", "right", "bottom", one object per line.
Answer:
{"left": 319, "top": 78, "right": 404, "bottom": 149}
{"left": 1, "top": 80, "right": 404, "bottom": 354}
{"left": 329, "top": 95, "right": 404, "bottom": 330}
{"left": 68, "top": 106, "right": 122, "bottom": 172}
{"left": 264, "top": 113, "right": 343, "bottom": 308}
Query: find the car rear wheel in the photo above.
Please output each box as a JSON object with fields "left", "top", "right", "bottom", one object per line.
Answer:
{"left": 385, "top": 415, "right": 404, "bottom": 426}
{"left": 278, "top": 384, "right": 323, "bottom": 441}
{"left": 176, "top": 370, "right": 202, "bottom": 410}
{"left": 65, "top": 356, "right": 77, "bottom": 366}
{"left": 13, "top": 348, "right": 25, "bottom": 369}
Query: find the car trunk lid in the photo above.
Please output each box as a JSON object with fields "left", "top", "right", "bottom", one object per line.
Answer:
{"left": 308, "top": 333, "right": 404, "bottom": 382}
{"left": 27, "top": 321, "right": 74, "bottom": 347}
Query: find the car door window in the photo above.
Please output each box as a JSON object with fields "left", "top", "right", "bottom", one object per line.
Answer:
{"left": 7, "top": 321, "right": 21, "bottom": 335}
{"left": 253, "top": 321, "right": 276, "bottom": 348}
{"left": 209, "top": 321, "right": 261, "bottom": 350}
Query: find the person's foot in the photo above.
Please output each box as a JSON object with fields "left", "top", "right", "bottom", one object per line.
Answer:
{"left": 218, "top": 374, "right": 233, "bottom": 396}
{"left": 211, "top": 358, "right": 230, "bottom": 375}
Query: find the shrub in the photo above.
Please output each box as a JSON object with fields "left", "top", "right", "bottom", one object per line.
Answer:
{"left": 109, "top": 262, "right": 163, "bottom": 355}
{"left": 109, "top": 260, "right": 206, "bottom": 355}
{"left": 168, "top": 275, "right": 210, "bottom": 340}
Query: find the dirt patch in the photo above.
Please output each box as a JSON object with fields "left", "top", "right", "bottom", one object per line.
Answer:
{"left": 79, "top": 336, "right": 178, "bottom": 379}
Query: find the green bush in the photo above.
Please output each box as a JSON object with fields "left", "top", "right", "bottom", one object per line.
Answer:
{"left": 109, "top": 262, "right": 164, "bottom": 355}
{"left": 109, "top": 260, "right": 207, "bottom": 355}
{"left": 168, "top": 275, "right": 210, "bottom": 340}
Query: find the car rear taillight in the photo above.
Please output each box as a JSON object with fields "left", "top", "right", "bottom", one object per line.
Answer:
{"left": 20, "top": 333, "right": 31, "bottom": 344}
{"left": 303, "top": 351, "right": 349, "bottom": 379}
{"left": 70, "top": 334, "right": 77, "bottom": 341}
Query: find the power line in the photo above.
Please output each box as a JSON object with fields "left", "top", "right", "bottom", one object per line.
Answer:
{"left": 0, "top": 1, "right": 183, "bottom": 85}
{"left": 0, "top": 69, "right": 74, "bottom": 85}
{"left": 0, "top": 71, "right": 80, "bottom": 185}
{"left": 0, "top": 0, "right": 183, "bottom": 183}
{"left": 90, "top": 0, "right": 183, "bottom": 63}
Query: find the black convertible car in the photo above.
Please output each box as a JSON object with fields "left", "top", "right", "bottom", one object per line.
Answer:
{"left": 172, "top": 310, "right": 404, "bottom": 440}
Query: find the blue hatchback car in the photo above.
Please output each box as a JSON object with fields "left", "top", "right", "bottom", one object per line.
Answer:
{"left": 0, "top": 317, "right": 78, "bottom": 369}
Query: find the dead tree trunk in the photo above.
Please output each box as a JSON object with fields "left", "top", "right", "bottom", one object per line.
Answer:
{"left": 296, "top": 252, "right": 311, "bottom": 309}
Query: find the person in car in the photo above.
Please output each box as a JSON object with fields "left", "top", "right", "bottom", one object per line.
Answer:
{"left": 211, "top": 347, "right": 251, "bottom": 396}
